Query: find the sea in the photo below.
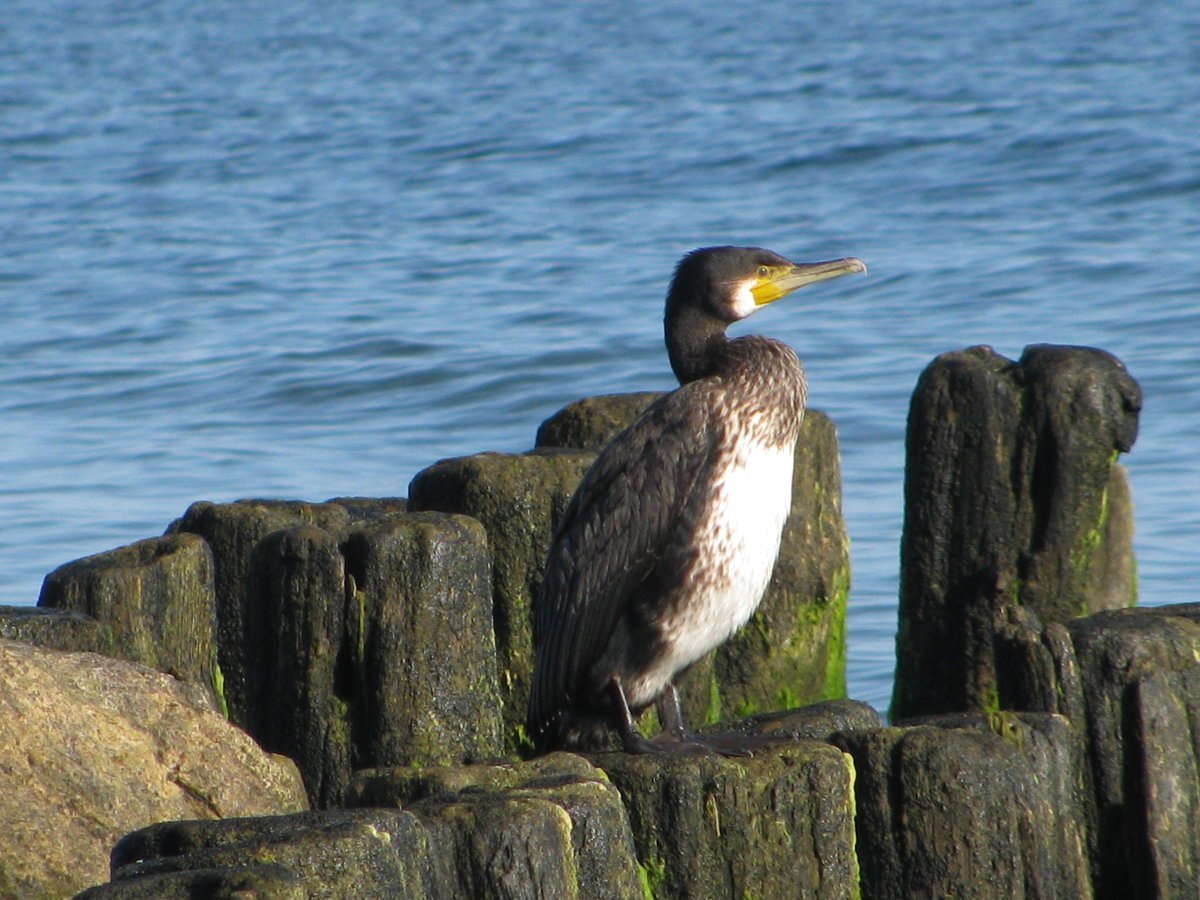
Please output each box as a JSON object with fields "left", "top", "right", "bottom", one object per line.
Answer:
{"left": 2, "top": 0, "right": 1197, "bottom": 716}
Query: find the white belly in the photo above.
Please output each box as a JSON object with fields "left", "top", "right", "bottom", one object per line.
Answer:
{"left": 627, "top": 439, "right": 794, "bottom": 706}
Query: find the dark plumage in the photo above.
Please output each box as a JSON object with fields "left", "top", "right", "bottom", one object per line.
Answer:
{"left": 527, "top": 246, "right": 865, "bottom": 755}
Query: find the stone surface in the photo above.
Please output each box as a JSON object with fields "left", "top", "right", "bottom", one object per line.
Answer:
{"left": 38, "top": 533, "right": 218, "bottom": 700}
{"left": 595, "top": 740, "right": 858, "bottom": 900}
{"left": 407, "top": 449, "right": 597, "bottom": 752}
{"left": 837, "top": 713, "right": 1092, "bottom": 899}
{"left": 893, "top": 344, "right": 1141, "bottom": 720}
{"left": 0, "top": 639, "right": 308, "bottom": 900}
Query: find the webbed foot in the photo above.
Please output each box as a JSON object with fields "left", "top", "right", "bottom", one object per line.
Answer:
{"left": 688, "top": 730, "right": 786, "bottom": 757}
{"left": 610, "top": 678, "right": 786, "bottom": 756}
{"left": 623, "top": 729, "right": 785, "bottom": 757}
{"left": 621, "top": 729, "right": 715, "bottom": 756}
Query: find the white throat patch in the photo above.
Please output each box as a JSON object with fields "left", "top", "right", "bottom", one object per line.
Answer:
{"left": 729, "top": 278, "right": 760, "bottom": 320}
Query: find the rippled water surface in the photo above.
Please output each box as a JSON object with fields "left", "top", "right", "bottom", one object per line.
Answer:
{"left": 3, "top": 0, "right": 1198, "bottom": 713}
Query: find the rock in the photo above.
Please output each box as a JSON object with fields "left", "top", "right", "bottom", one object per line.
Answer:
{"left": 170, "top": 499, "right": 352, "bottom": 727}
{"left": 893, "top": 344, "right": 1141, "bottom": 720}
{"left": 541, "top": 393, "right": 851, "bottom": 728}
{"left": 407, "top": 449, "right": 597, "bottom": 752}
{"left": 0, "top": 639, "right": 307, "bottom": 899}
{"left": 594, "top": 740, "right": 858, "bottom": 900}
{"left": 0, "top": 604, "right": 111, "bottom": 654}
{"left": 38, "top": 533, "right": 219, "bottom": 701}
{"left": 836, "top": 713, "right": 1092, "bottom": 899}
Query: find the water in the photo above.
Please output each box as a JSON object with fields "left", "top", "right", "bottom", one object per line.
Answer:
{"left": 2, "top": 0, "right": 1198, "bottom": 715}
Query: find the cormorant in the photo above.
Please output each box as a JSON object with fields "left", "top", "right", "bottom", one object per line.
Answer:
{"left": 527, "top": 246, "right": 866, "bottom": 755}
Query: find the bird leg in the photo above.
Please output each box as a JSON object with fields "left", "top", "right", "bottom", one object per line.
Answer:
{"left": 655, "top": 682, "right": 690, "bottom": 739}
{"left": 656, "top": 682, "right": 787, "bottom": 758}
{"left": 610, "top": 679, "right": 785, "bottom": 756}
{"left": 609, "top": 678, "right": 667, "bottom": 754}
{"left": 609, "top": 679, "right": 709, "bottom": 755}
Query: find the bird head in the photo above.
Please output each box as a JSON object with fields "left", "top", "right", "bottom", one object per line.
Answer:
{"left": 668, "top": 246, "right": 867, "bottom": 325}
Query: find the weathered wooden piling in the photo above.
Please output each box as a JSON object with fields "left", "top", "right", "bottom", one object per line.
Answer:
{"left": 244, "top": 524, "right": 351, "bottom": 808}
{"left": 178, "top": 500, "right": 504, "bottom": 808}
{"left": 91, "top": 756, "right": 643, "bottom": 900}
{"left": 837, "top": 712, "right": 1093, "bottom": 899}
{"left": 0, "top": 603, "right": 111, "bottom": 653}
{"left": 171, "top": 500, "right": 352, "bottom": 725}
{"left": 893, "top": 344, "right": 1142, "bottom": 721}
{"left": 596, "top": 741, "right": 858, "bottom": 899}
{"left": 38, "top": 532, "right": 218, "bottom": 697}
{"left": 407, "top": 449, "right": 597, "bottom": 753}
{"left": 338, "top": 511, "right": 503, "bottom": 770}
{"left": 89, "top": 809, "right": 430, "bottom": 899}
{"left": 995, "top": 603, "right": 1200, "bottom": 899}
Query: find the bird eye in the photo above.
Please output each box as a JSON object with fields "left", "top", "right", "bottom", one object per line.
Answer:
{"left": 757, "top": 266, "right": 769, "bottom": 277}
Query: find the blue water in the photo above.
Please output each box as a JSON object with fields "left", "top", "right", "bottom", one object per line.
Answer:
{"left": 2, "top": 1, "right": 1198, "bottom": 715}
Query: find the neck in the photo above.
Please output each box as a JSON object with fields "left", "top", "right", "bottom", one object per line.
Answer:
{"left": 665, "top": 302, "right": 730, "bottom": 384}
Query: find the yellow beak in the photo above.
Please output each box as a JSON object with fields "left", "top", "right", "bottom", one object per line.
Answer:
{"left": 750, "top": 257, "right": 867, "bottom": 306}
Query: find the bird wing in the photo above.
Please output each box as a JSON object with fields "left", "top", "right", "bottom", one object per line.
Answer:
{"left": 528, "top": 383, "right": 722, "bottom": 744}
